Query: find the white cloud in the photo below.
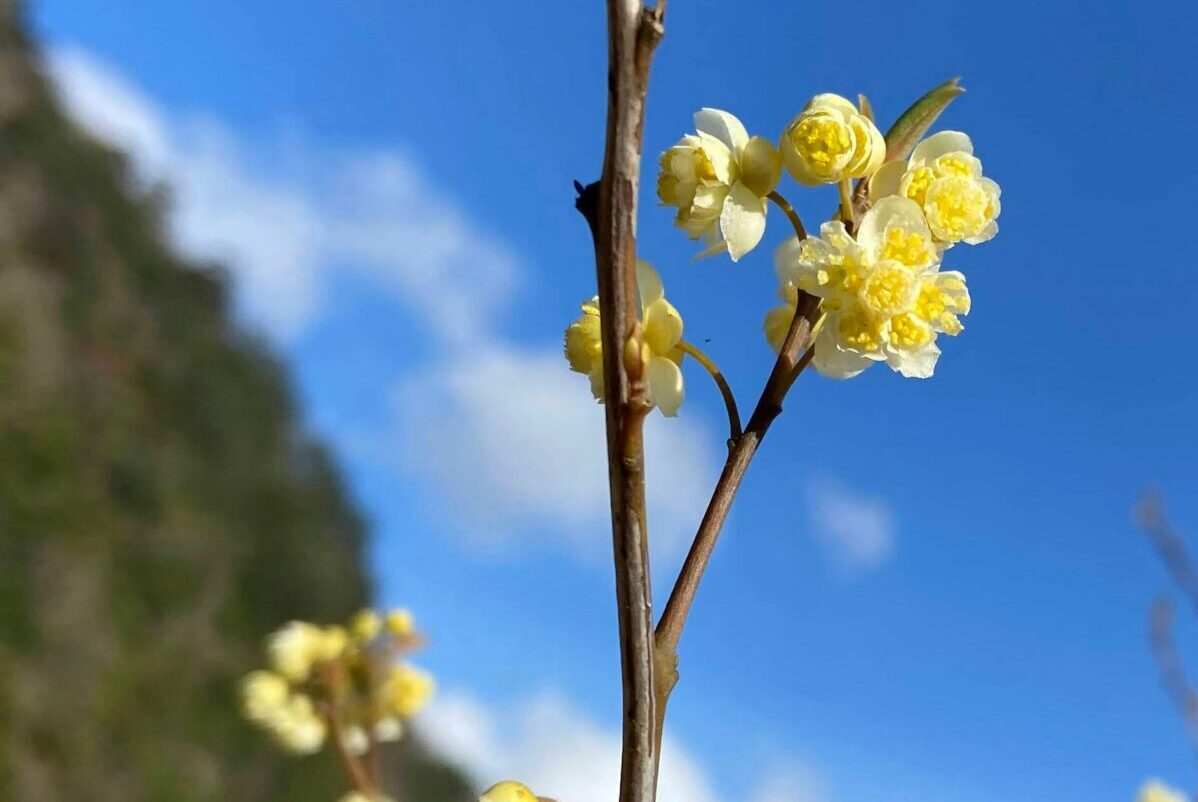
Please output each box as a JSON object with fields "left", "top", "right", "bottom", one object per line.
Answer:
{"left": 419, "top": 688, "right": 718, "bottom": 802}
{"left": 804, "top": 479, "right": 896, "bottom": 572}
{"left": 751, "top": 762, "right": 828, "bottom": 802}
{"left": 397, "top": 343, "right": 718, "bottom": 559}
{"left": 421, "top": 688, "right": 827, "bottom": 802}
{"left": 48, "top": 45, "right": 517, "bottom": 342}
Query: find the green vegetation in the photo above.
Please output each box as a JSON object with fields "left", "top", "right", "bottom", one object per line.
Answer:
{"left": 0, "top": 3, "right": 471, "bottom": 799}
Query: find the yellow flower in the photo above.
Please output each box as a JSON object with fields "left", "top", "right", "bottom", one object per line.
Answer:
{"left": 564, "top": 260, "right": 686, "bottom": 416}
{"left": 315, "top": 626, "right": 348, "bottom": 662}
{"left": 781, "top": 93, "right": 885, "bottom": 186}
{"left": 770, "top": 196, "right": 969, "bottom": 379}
{"left": 657, "top": 108, "right": 782, "bottom": 261}
{"left": 267, "top": 621, "right": 323, "bottom": 682}
{"left": 373, "top": 716, "right": 404, "bottom": 742}
{"left": 1138, "top": 781, "right": 1186, "bottom": 802}
{"left": 480, "top": 781, "right": 539, "bottom": 802}
{"left": 869, "top": 130, "right": 1000, "bottom": 245}
{"left": 342, "top": 725, "right": 370, "bottom": 756}
{"left": 350, "top": 609, "right": 382, "bottom": 642}
{"left": 382, "top": 664, "right": 435, "bottom": 719}
{"left": 270, "top": 693, "right": 327, "bottom": 754}
{"left": 384, "top": 608, "right": 415, "bottom": 639}
{"left": 240, "top": 670, "right": 290, "bottom": 724}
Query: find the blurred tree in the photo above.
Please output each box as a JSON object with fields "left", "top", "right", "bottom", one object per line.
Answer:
{"left": 0, "top": 3, "right": 472, "bottom": 800}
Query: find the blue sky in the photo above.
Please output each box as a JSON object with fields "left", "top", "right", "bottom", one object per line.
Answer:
{"left": 30, "top": 0, "right": 1198, "bottom": 799}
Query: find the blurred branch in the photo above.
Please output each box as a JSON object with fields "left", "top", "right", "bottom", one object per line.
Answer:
{"left": 1138, "top": 495, "right": 1198, "bottom": 615}
{"left": 1138, "top": 495, "right": 1198, "bottom": 766}
{"left": 576, "top": 2, "right": 666, "bottom": 801}
{"left": 1150, "top": 598, "right": 1198, "bottom": 763}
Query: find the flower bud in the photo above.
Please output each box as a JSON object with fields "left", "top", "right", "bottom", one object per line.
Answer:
{"left": 781, "top": 93, "right": 885, "bottom": 185}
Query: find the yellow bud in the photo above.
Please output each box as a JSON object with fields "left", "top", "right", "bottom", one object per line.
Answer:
{"left": 383, "top": 664, "right": 435, "bottom": 718}
{"left": 480, "top": 781, "right": 539, "bottom": 802}
{"left": 781, "top": 93, "right": 884, "bottom": 186}
{"left": 738, "top": 135, "right": 782, "bottom": 196}
{"left": 385, "top": 608, "right": 415, "bottom": 639}
{"left": 350, "top": 609, "right": 382, "bottom": 641}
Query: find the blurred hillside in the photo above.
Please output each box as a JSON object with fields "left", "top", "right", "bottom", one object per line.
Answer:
{"left": 0, "top": 2, "right": 471, "bottom": 800}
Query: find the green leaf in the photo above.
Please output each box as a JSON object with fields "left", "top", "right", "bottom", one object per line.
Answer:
{"left": 884, "top": 77, "right": 965, "bottom": 161}
{"left": 857, "top": 93, "right": 875, "bottom": 124}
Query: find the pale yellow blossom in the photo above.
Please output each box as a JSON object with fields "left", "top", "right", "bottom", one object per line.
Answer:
{"left": 350, "top": 609, "right": 382, "bottom": 642}
{"left": 564, "top": 260, "right": 686, "bottom": 416}
{"left": 382, "top": 664, "right": 435, "bottom": 719}
{"left": 869, "top": 130, "right": 1000, "bottom": 246}
{"left": 781, "top": 93, "right": 885, "bottom": 185}
{"left": 240, "top": 670, "right": 290, "bottom": 724}
{"left": 267, "top": 621, "right": 324, "bottom": 682}
{"left": 384, "top": 608, "right": 415, "bottom": 639}
{"left": 658, "top": 108, "right": 782, "bottom": 261}
{"left": 770, "top": 196, "right": 969, "bottom": 379}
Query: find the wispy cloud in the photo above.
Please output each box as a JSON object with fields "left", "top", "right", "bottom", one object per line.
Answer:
{"left": 48, "top": 45, "right": 517, "bottom": 343}
{"left": 396, "top": 343, "right": 718, "bottom": 559}
{"left": 804, "top": 478, "right": 897, "bottom": 572}
{"left": 48, "top": 45, "right": 720, "bottom": 563}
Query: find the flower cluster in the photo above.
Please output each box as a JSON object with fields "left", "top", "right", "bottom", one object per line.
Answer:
{"left": 566, "top": 85, "right": 1000, "bottom": 414}
{"left": 239, "top": 608, "right": 434, "bottom": 757}
{"left": 769, "top": 194, "right": 972, "bottom": 378}
{"left": 565, "top": 259, "right": 685, "bottom": 416}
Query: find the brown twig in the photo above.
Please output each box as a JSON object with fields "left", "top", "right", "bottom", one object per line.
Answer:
{"left": 327, "top": 711, "right": 375, "bottom": 794}
{"left": 651, "top": 289, "right": 822, "bottom": 763}
{"left": 576, "top": 2, "right": 666, "bottom": 801}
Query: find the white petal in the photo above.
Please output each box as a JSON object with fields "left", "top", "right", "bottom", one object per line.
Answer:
{"left": 867, "top": 159, "right": 907, "bottom": 202}
{"left": 888, "top": 341, "right": 941, "bottom": 378}
{"left": 805, "top": 93, "right": 859, "bottom": 118}
{"left": 910, "top": 131, "right": 974, "bottom": 165}
{"left": 812, "top": 327, "right": 872, "bottom": 379}
{"left": 643, "top": 298, "right": 683, "bottom": 354}
{"left": 856, "top": 195, "right": 932, "bottom": 256}
{"left": 694, "top": 107, "right": 750, "bottom": 153}
{"left": 773, "top": 235, "right": 804, "bottom": 284}
{"left": 696, "top": 132, "right": 735, "bottom": 183}
{"left": 719, "top": 181, "right": 767, "bottom": 262}
{"left": 636, "top": 259, "right": 664, "bottom": 305}
{"left": 647, "top": 355, "right": 684, "bottom": 416}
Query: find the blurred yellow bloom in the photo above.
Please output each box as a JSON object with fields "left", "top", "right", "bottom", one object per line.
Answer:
{"left": 480, "top": 781, "right": 539, "bottom": 802}
{"left": 781, "top": 93, "right": 885, "bottom": 186}
{"left": 350, "top": 609, "right": 382, "bottom": 642}
{"left": 1138, "top": 781, "right": 1186, "bottom": 802}
{"left": 564, "top": 260, "right": 686, "bottom": 416}
{"left": 385, "top": 608, "right": 415, "bottom": 639}
{"left": 869, "top": 130, "right": 1000, "bottom": 246}
{"left": 271, "top": 693, "right": 327, "bottom": 754}
{"left": 657, "top": 108, "right": 781, "bottom": 261}
{"left": 268, "top": 621, "right": 323, "bottom": 682}
{"left": 770, "top": 196, "right": 969, "bottom": 379}
{"left": 240, "top": 670, "right": 290, "bottom": 724}
{"left": 382, "top": 664, "right": 435, "bottom": 719}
